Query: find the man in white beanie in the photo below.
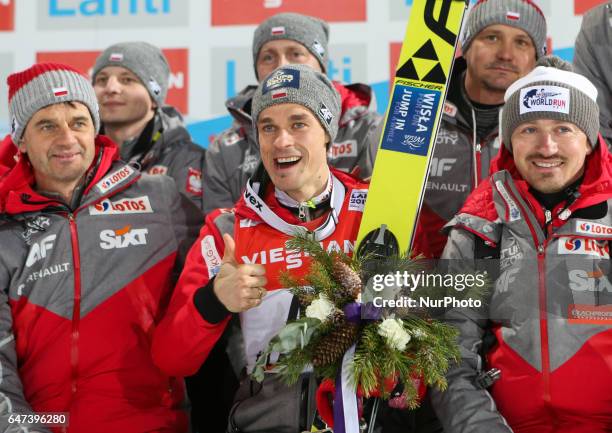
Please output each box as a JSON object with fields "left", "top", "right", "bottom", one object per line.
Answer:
{"left": 413, "top": 0, "right": 548, "bottom": 259}
{"left": 431, "top": 56, "right": 612, "bottom": 433}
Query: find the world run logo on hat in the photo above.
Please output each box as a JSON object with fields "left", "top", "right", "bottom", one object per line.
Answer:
{"left": 506, "top": 11, "right": 520, "bottom": 21}
{"left": 271, "top": 26, "right": 285, "bottom": 36}
{"left": 109, "top": 53, "right": 124, "bottom": 62}
{"left": 520, "top": 85, "right": 570, "bottom": 115}
{"left": 53, "top": 87, "right": 68, "bottom": 97}
{"left": 262, "top": 68, "right": 300, "bottom": 94}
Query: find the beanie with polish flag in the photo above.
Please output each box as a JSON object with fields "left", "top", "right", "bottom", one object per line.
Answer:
{"left": 461, "top": 0, "right": 548, "bottom": 58}
{"left": 7, "top": 62, "right": 100, "bottom": 141}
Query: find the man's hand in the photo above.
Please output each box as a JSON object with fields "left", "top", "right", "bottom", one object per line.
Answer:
{"left": 213, "top": 234, "right": 267, "bottom": 313}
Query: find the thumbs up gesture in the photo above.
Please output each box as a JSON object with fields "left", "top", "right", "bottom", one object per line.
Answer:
{"left": 213, "top": 234, "right": 268, "bottom": 313}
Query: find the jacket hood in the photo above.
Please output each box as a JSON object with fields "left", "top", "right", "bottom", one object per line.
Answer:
{"left": 0, "top": 134, "right": 120, "bottom": 214}
{"left": 462, "top": 134, "right": 612, "bottom": 222}
{"left": 234, "top": 167, "right": 366, "bottom": 223}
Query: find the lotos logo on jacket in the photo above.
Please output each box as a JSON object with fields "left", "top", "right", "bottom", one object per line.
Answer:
{"left": 99, "top": 225, "right": 148, "bottom": 250}
{"left": 576, "top": 221, "right": 612, "bottom": 236}
{"left": 558, "top": 237, "right": 610, "bottom": 258}
{"left": 96, "top": 165, "right": 136, "bottom": 194}
{"left": 201, "top": 235, "right": 222, "bottom": 278}
{"left": 89, "top": 196, "right": 153, "bottom": 215}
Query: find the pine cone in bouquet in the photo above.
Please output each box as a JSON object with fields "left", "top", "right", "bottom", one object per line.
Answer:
{"left": 332, "top": 257, "right": 362, "bottom": 302}
{"left": 312, "top": 318, "right": 360, "bottom": 367}
{"left": 295, "top": 285, "right": 316, "bottom": 306}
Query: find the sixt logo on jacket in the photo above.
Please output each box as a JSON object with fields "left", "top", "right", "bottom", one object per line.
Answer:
{"left": 520, "top": 86, "right": 569, "bottom": 115}
{"left": 99, "top": 225, "right": 148, "bottom": 250}
{"left": 96, "top": 165, "right": 136, "bottom": 194}
{"left": 89, "top": 196, "right": 153, "bottom": 215}
{"left": 262, "top": 68, "right": 300, "bottom": 94}
{"left": 558, "top": 237, "right": 610, "bottom": 258}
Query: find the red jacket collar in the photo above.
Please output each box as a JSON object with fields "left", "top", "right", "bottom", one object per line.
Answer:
{"left": 464, "top": 134, "right": 612, "bottom": 223}
{"left": 0, "top": 134, "right": 120, "bottom": 214}
{"left": 234, "top": 167, "right": 367, "bottom": 224}
{"left": 333, "top": 82, "right": 372, "bottom": 118}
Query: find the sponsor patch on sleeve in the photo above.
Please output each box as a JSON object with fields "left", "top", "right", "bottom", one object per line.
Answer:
{"left": 89, "top": 196, "right": 153, "bottom": 215}
{"left": 262, "top": 68, "right": 300, "bottom": 94}
{"left": 96, "top": 165, "right": 136, "bottom": 194}
{"left": 148, "top": 165, "right": 168, "bottom": 176}
{"left": 575, "top": 220, "right": 612, "bottom": 236}
{"left": 520, "top": 85, "right": 570, "bottom": 115}
{"left": 348, "top": 189, "right": 368, "bottom": 212}
{"left": 557, "top": 236, "right": 610, "bottom": 258}
{"left": 201, "top": 235, "right": 222, "bottom": 278}
{"left": 186, "top": 167, "right": 203, "bottom": 196}
{"left": 494, "top": 181, "right": 521, "bottom": 222}
{"left": 443, "top": 102, "right": 457, "bottom": 118}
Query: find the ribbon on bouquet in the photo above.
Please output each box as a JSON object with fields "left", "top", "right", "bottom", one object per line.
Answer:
{"left": 332, "top": 302, "right": 381, "bottom": 433}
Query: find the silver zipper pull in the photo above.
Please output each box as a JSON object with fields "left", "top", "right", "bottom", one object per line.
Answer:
{"left": 545, "top": 209, "right": 552, "bottom": 224}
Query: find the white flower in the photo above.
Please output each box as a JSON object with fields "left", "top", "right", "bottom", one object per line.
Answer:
{"left": 305, "top": 294, "right": 335, "bottom": 322}
{"left": 378, "top": 318, "right": 411, "bottom": 351}
{"left": 411, "top": 328, "right": 426, "bottom": 339}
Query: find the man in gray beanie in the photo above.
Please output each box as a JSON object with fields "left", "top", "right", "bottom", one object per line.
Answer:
{"left": 431, "top": 56, "right": 612, "bottom": 433}
{"left": 202, "top": 12, "right": 383, "bottom": 215}
{"left": 0, "top": 62, "right": 202, "bottom": 432}
{"left": 92, "top": 41, "right": 206, "bottom": 211}
{"left": 413, "top": 0, "right": 548, "bottom": 259}
{"left": 152, "top": 64, "right": 370, "bottom": 433}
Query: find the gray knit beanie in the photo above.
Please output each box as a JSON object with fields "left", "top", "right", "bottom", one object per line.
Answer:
{"left": 92, "top": 41, "right": 170, "bottom": 106}
{"left": 252, "top": 64, "right": 341, "bottom": 142}
{"left": 462, "top": 0, "right": 547, "bottom": 59}
{"left": 252, "top": 13, "right": 329, "bottom": 79}
{"left": 502, "top": 56, "right": 600, "bottom": 150}
{"left": 7, "top": 62, "right": 100, "bottom": 141}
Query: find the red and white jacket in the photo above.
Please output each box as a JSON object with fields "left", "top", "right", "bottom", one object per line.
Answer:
{"left": 153, "top": 168, "right": 368, "bottom": 376}
{"left": 0, "top": 134, "right": 201, "bottom": 433}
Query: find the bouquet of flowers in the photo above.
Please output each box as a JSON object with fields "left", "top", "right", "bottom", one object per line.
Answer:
{"left": 252, "top": 233, "right": 463, "bottom": 429}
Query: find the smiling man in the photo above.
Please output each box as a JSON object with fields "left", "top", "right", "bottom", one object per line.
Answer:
{"left": 152, "top": 64, "right": 369, "bottom": 432}
{"left": 0, "top": 62, "right": 201, "bottom": 432}
{"left": 92, "top": 42, "right": 206, "bottom": 210}
{"left": 203, "top": 12, "right": 382, "bottom": 216}
{"left": 413, "top": 0, "right": 548, "bottom": 259}
{"left": 431, "top": 56, "right": 612, "bottom": 433}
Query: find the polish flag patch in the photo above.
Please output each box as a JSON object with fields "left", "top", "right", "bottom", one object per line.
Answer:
{"left": 506, "top": 11, "right": 520, "bottom": 21}
{"left": 109, "top": 53, "right": 124, "bottom": 61}
{"left": 271, "top": 26, "right": 285, "bottom": 35}
{"left": 271, "top": 89, "right": 287, "bottom": 99}
{"left": 53, "top": 87, "right": 68, "bottom": 97}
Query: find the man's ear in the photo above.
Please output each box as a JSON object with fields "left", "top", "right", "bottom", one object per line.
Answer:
{"left": 17, "top": 138, "right": 27, "bottom": 154}
{"left": 325, "top": 132, "right": 331, "bottom": 148}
